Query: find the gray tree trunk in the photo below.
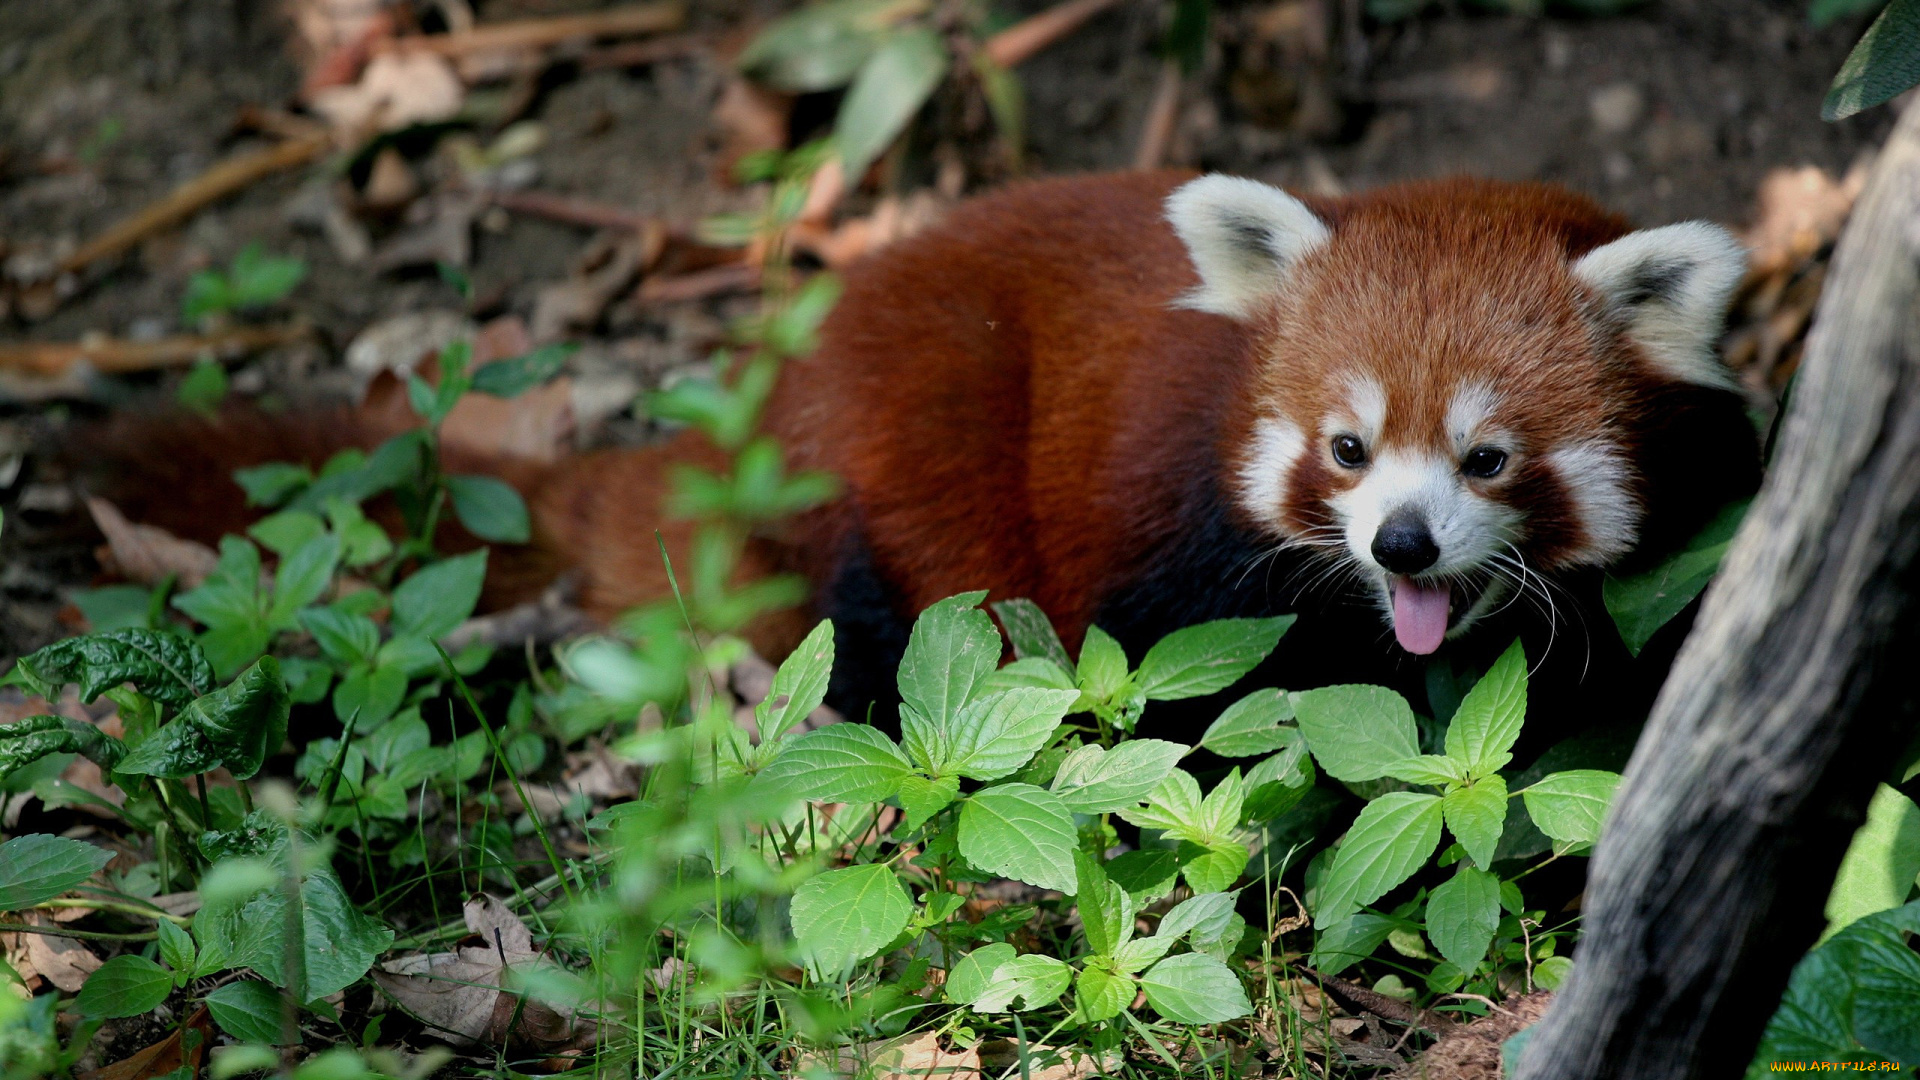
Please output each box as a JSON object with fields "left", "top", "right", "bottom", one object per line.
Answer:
{"left": 1513, "top": 97, "right": 1920, "bottom": 1078}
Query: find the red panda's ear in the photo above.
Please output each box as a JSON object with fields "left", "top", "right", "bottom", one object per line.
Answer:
{"left": 1165, "top": 175, "right": 1330, "bottom": 320}
{"left": 1572, "top": 222, "right": 1748, "bottom": 391}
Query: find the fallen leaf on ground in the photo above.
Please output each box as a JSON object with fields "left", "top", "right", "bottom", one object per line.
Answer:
{"left": 711, "top": 76, "right": 792, "bottom": 181}
{"left": 530, "top": 228, "right": 663, "bottom": 343}
{"left": 310, "top": 50, "right": 467, "bottom": 137}
{"left": 374, "top": 894, "right": 596, "bottom": 1056}
{"left": 87, "top": 497, "right": 219, "bottom": 589}
{"left": 16, "top": 911, "right": 103, "bottom": 992}
{"left": 440, "top": 376, "right": 574, "bottom": 464}
{"left": 1744, "top": 162, "right": 1868, "bottom": 276}
{"left": 76, "top": 1006, "right": 214, "bottom": 1080}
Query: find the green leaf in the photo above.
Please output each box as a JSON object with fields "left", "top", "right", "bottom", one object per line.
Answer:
{"left": 757, "top": 724, "right": 912, "bottom": 803}
{"left": 736, "top": 0, "right": 926, "bottom": 92}
{"left": 1384, "top": 754, "right": 1466, "bottom": 786}
{"left": 470, "top": 343, "right": 573, "bottom": 397}
{"left": 1811, "top": 0, "right": 1891, "bottom": 25}
{"left": 1075, "top": 852, "right": 1131, "bottom": 956}
{"left": 157, "top": 919, "right": 195, "bottom": 984}
{"left": 982, "top": 656, "right": 1077, "bottom": 694}
{"left": 1603, "top": 498, "right": 1747, "bottom": 655}
{"left": 389, "top": 550, "right": 488, "bottom": 640}
{"left": 177, "top": 359, "right": 229, "bottom": 416}
{"left": 447, "top": 475, "right": 531, "bottom": 544}
{"left": 961, "top": 953, "right": 1073, "bottom": 1012}
{"left": 181, "top": 269, "right": 233, "bottom": 323}
{"left": 1443, "top": 776, "right": 1509, "bottom": 869}
{"left": 1075, "top": 626, "right": 1130, "bottom": 706}
{"left": 755, "top": 619, "right": 835, "bottom": 743}
{"left": 1425, "top": 864, "right": 1500, "bottom": 973}
{"left": 1117, "top": 768, "right": 1205, "bottom": 839}
{"left": 991, "top": 597, "right": 1072, "bottom": 670}
{"left": 266, "top": 533, "right": 342, "bottom": 629}
{"left": 299, "top": 608, "right": 379, "bottom": 666}
{"left": 1050, "top": 739, "right": 1189, "bottom": 814}
{"left": 1075, "top": 962, "right": 1135, "bottom": 1022}
{"left": 1750, "top": 901, "right": 1920, "bottom": 1070}
{"left": 1200, "top": 689, "right": 1295, "bottom": 757}
{"left": 118, "top": 657, "right": 291, "bottom": 780}
{"left": 0, "top": 835, "right": 113, "bottom": 910}
{"left": 944, "top": 688, "right": 1078, "bottom": 780}
{"left": 1113, "top": 935, "right": 1175, "bottom": 975}
{"left": 1107, "top": 849, "right": 1181, "bottom": 902}
{"left": 1134, "top": 616, "right": 1293, "bottom": 701}
{"left": 1534, "top": 955, "right": 1574, "bottom": 991}
{"left": 897, "top": 773, "right": 960, "bottom": 830}
{"left": 13, "top": 628, "right": 214, "bottom": 709}
{"left": 1178, "top": 841, "right": 1249, "bottom": 894}
{"left": 226, "top": 243, "right": 307, "bottom": 308}
{"left": 1443, "top": 639, "right": 1527, "bottom": 776}
{"left": 234, "top": 463, "right": 313, "bottom": 509}
{"left": 1824, "top": 783, "right": 1920, "bottom": 938}
{"left": 1292, "top": 685, "right": 1421, "bottom": 783}
{"left": 790, "top": 864, "right": 914, "bottom": 977}
{"left": 1243, "top": 732, "right": 1316, "bottom": 822}
{"left": 1853, "top": 921, "right": 1920, "bottom": 1062}
{"left": 897, "top": 591, "right": 999, "bottom": 735}
{"left": 206, "top": 979, "right": 293, "bottom": 1044}
{"left": 194, "top": 812, "right": 393, "bottom": 999}
{"left": 1313, "top": 791, "right": 1445, "bottom": 928}
{"left": 1139, "top": 952, "right": 1252, "bottom": 1024}
{"left": 250, "top": 511, "right": 327, "bottom": 558}
{"left": 1311, "top": 913, "right": 1396, "bottom": 975}
{"left": 0, "top": 715, "right": 126, "bottom": 784}
{"left": 836, "top": 25, "right": 949, "bottom": 181}
{"left": 946, "top": 943, "right": 1015, "bottom": 1005}
{"left": 68, "top": 584, "right": 159, "bottom": 633}
{"left": 958, "top": 784, "right": 1078, "bottom": 893}
{"left": 331, "top": 663, "right": 407, "bottom": 728}
{"left": 1824, "top": 0, "right": 1920, "bottom": 119}
{"left": 1157, "top": 891, "right": 1239, "bottom": 947}
{"left": 1520, "top": 770, "right": 1621, "bottom": 847}
{"left": 75, "top": 955, "right": 173, "bottom": 1018}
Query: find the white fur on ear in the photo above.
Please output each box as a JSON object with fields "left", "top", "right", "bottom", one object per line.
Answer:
{"left": 1572, "top": 222, "right": 1747, "bottom": 391}
{"left": 1166, "top": 175, "right": 1330, "bottom": 320}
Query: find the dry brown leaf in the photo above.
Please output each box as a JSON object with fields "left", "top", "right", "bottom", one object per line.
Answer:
{"left": 440, "top": 377, "right": 574, "bottom": 464}
{"left": 805, "top": 1033, "right": 1107, "bottom": 1080}
{"left": 1385, "top": 991, "right": 1552, "bottom": 1080}
{"left": 19, "top": 912, "right": 102, "bottom": 992}
{"left": 77, "top": 1006, "right": 214, "bottom": 1080}
{"left": 712, "top": 76, "right": 792, "bottom": 182}
{"left": 530, "top": 229, "right": 662, "bottom": 342}
{"left": 86, "top": 497, "right": 220, "bottom": 590}
{"left": 562, "top": 744, "right": 639, "bottom": 802}
{"left": 369, "top": 192, "right": 481, "bottom": 273}
{"left": 792, "top": 192, "right": 947, "bottom": 269}
{"left": 362, "top": 146, "right": 421, "bottom": 212}
{"left": 310, "top": 50, "right": 467, "bottom": 136}
{"left": 374, "top": 895, "right": 596, "bottom": 1056}
{"left": 1745, "top": 162, "right": 1869, "bottom": 277}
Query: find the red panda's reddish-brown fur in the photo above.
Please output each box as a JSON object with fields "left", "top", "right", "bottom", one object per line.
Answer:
{"left": 79, "top": 170, "right": 1760, "bottom": 725}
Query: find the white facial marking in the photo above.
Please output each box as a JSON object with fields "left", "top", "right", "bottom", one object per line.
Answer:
{"left": 1339, "top": 374, "right": 1387, "bottom": 444}
{"left": 1547, "top": 441, "right": 1642, "bottom": 563}
{"left": 1445, "top": 382, "right": 1502, "bottom": 451}
{"left": 1328, "top": 448, "right": 1526, "bottom": 579}
{"left": 1237, "top": 416, "right": 1306, "bottom": 530}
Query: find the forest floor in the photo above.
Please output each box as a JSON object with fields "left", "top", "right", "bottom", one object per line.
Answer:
{"left": 0, "top": 0, "right": 1898, "bottom": 1076}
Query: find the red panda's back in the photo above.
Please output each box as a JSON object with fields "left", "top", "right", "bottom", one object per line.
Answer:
{"left": 769, "top": 171, "right": 1260, "bottom": 638}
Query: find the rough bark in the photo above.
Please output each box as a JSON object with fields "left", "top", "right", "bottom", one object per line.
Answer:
{"left": 1514, "top": 97, "right": 1920, "bottom": 1077}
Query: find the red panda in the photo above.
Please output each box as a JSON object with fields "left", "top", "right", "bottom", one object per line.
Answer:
{"left": 82, "top": 170, "right": 1761, "bottom": 724}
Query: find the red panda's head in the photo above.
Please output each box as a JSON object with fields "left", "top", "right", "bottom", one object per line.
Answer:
{"left": 1167, "top": 175, "right": 1753, "bottom": 656}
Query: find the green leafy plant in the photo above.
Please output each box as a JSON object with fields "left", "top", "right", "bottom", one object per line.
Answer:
{"left": 182, "top": 242, "right": 308, "bottom": 326}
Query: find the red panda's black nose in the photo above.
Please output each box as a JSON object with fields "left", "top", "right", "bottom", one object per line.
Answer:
{"left": 1372, "top": 511, "right": 1440, "bottom": 575}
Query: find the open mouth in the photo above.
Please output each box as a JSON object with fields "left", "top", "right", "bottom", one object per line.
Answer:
{"left": 1387, "top": 574, "right": 1494, "bottom": 655}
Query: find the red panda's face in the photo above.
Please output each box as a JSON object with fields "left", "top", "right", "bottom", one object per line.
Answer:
{"left": 1167, "top": 176, "right": 1749, "bottom": 655}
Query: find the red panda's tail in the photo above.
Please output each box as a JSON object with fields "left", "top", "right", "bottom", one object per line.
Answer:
{"left": 66, "top": 400, "right": 821, "bottom": 656}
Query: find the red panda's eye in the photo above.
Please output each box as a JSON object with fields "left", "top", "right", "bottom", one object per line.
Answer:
{"left": 1331, "top": 434, "right": 1367, "bottom": 468}
{"left": 1462, "top": 446, "right": 1508, "bottom": 479}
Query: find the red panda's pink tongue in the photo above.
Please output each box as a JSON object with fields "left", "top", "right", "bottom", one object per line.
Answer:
{"left": 1391, "top": 577, "right": 1451, "bottom": 655}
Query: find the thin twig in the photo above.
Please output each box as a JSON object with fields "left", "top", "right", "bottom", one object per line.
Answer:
{"left": 981, "top": 0, "right": 1128, "bottom": 69}
{"left": 373, "top": 2, "right": 686, "bottom": 58}
{"left": 57, "top": 135, "right": 329, "bottom": 275}
{"left": 1132, "top": 58, "right": 1184, "bottom": 171}
{"left": 0, "top": 322, "right": 312, "bottom": 378}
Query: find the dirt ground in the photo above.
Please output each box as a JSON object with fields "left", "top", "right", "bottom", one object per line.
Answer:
{"left": 0, "top": 0, "right": 1892, "bottom": 657}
